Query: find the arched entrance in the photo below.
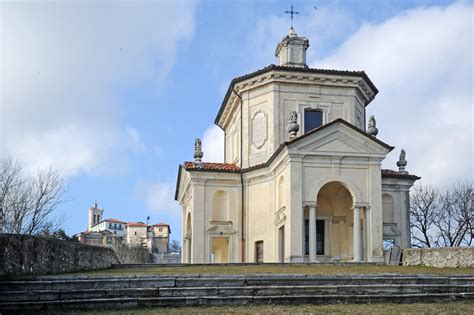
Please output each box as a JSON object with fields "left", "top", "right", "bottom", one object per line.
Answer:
{"left": 305, "top": 181, "right": 364, "bottom": 262}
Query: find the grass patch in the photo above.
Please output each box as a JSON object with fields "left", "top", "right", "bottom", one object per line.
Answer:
{"left": 67, "top": 264, "right": 474, "bottom": 277}
{"left": 46, "top": 302, "right": 474, "bottom": 314}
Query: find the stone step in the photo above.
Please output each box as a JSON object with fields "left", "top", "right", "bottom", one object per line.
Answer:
{"left": 1, "top": 292, "right": 473, "bottom": 312}
{"left": 1, "top": 284, "right": 473, "bottom": 303}
{"left": 2, "top": 275, "right": 473, "bottom": 291}
{"left": 0, "top": 278, "right": 175, "bottom": 291}
{"left": 159, "top": 284, "right": 474, "bottom": 298}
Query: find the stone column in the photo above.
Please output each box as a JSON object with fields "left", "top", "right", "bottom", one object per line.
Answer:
{"left": 309, "top": 205, "right": 317, "bottom": 262}
{"left": 364, "top": 206, "right": 371, "bottom": 261}
{"left": 353, "top": 206, "right": 362, "bottom": 262}
{"left": 185, "top": 234, "right": 191, "bottom": 263}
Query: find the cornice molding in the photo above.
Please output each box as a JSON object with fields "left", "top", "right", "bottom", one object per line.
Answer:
{"left": 218, "top": 69, "right": 376, "bottom": 129}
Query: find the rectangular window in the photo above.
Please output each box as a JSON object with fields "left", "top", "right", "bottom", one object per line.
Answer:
{"left": 304, "top": 109, "right": 323, "bottom": 133}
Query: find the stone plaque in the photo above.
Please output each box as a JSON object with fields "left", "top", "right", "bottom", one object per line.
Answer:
{"left": 251, "top": 110, "right": 267, "bottom": 149}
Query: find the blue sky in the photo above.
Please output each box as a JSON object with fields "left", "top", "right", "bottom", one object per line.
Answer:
{"left": 1, "top": 0, "right": 472, "bottom": 242}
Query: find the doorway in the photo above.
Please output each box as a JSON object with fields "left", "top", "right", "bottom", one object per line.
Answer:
{"left": 211, "top": 237, "right": 229, "bottom": 263}
{"left": 316, "top": 220, "right": 325, "bottom": 255}
{"left": 305, "top": 219, "right": 325, "bottom": 255}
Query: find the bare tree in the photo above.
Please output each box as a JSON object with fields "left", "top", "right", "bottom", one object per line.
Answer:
{"left": 410, "top": 184, "right": 440, "bottom": 248}
{"left": 0, "top": 157, "right": 67, "bottom": 235}
{"left": 435, "top": 181, "right": 472, "bottom": 247}
{"left": 169, "top": 239, "right": 181, "bottom": 253}
{"left": 114, "top": 243, "right": 151, "bottom": 263}
{"left": 1, "top": 158, "right": 26, "bottom": 233}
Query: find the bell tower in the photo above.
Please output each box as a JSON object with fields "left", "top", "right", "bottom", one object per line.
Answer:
{"left": 88, "top": 202, "right": 104, "bottom": 230}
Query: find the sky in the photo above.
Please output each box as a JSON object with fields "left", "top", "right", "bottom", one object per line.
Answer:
{"left": 1, "top": 0, "right": 473, "bottom": 241}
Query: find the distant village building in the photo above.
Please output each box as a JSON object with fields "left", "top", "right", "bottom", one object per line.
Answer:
{"left": 87, "top": 202, "right": 103, "bottom": 230}
{"left": 76, "top": 203, "right": 171, "bottom": 256}
{"left": 126, "top": 222, "right": 148, "bottom": 246}
{"left": 149, "top": 223, "right": 171, "bottom": 254}
{"left": 89, "top": 218, "right": 126, "bottom": 238}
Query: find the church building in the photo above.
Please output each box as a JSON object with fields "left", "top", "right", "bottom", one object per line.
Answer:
{"left": 175, "top": 26, "right": 420, "bottom": 263}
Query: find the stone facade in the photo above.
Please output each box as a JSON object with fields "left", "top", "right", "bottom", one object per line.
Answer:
{"left": 0, "top": 234, "right": 119, "bottom": 276}
{"left": 403, "top": 247, "right": 474, "bottom": 268}
{"left": 176, "top": 27, "right": 420, "bottom": 264}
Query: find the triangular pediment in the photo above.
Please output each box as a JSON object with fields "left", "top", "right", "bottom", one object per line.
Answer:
{"left": 288, "top": 120, "right": 392, "bottom": 156}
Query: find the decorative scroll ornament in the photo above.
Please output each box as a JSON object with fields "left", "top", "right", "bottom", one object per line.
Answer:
{"left": 397, "top": 149, "right": 408, "bottom": 174}
{"left": 194, "top": 138, "right": 203, "bottom": 167}
{"left": 367, "top": 115, "right": 378, "bottom": 137}
{"left": 287, "top": 111, "right": 300, "bottom": 139}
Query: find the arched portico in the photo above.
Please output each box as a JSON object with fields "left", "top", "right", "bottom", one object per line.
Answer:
{"left": 305, "top": 181, "right": 367, "bottom": 262}
{"left": 309, "top": 174, "right": 363, "bottom": 204}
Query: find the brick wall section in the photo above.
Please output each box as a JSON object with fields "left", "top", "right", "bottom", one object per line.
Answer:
{"left": 403, "top": 247, "right": 474, "bottom": 268}
{"left": 0, "top": 234, "right": 120, "bottom": 276}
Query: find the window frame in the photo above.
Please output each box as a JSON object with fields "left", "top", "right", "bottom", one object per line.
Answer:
{"left": 303, "top": 108, "right": 324, "bottom": 133}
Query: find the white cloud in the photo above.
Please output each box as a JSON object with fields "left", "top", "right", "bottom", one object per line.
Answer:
{"left": 202, "top": 125, "right": 224, "bottom": 163}
{"left": 315, "top": 2, "right": 473, "bottom": 186}
{"left": 0, "top": 1, "right": 196, "bottom": 176}
{"left": 135, "top": 180, "right": 181, "bottom": 218}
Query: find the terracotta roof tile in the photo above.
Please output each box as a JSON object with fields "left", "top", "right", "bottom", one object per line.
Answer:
{"left": 183, "top": 162, "right": 241, "bottom": 172}
{"left": 105, "top": 218, "right": 126, "bottom": 224}
{"left": 126, "top": 222, "right": 147, "bottom": 227}
{"left": 153, "top": 223, "right": 169, "bottom": 226}
{"left": 381, "top": 169, "right": 421, "bottom": 180}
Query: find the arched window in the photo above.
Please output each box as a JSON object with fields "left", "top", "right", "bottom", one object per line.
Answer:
{"left": 212, "top": 190, "right": 229, "bottom": 221}
{"left": 382, "top": 194, "right": 394, "bottom": 224}
{"left": 278, "top": 176, "right": 285, "bottom": 209}
{"left": 304, "top": 109, "right": 323, "bottom": 133}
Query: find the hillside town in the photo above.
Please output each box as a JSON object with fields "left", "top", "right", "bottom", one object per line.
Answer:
{"left": 76, "top": 203, "right": 179, "bottom": 263}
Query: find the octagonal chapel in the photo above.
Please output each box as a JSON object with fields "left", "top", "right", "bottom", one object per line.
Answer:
{"left": 175, "top": 27, "right": 420, "bottom": 263}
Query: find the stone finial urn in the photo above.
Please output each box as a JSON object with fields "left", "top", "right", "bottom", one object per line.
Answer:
{"left": 287, "top": 111, "right": 300, "bottom": 139}
{"left": 367, "top": 115, "right": 378, "bottom": 137}
{"left": 397, "top": 149, "right": 408, "bottom": 174}
{"left": 194, "top": 138, "right": 203, "bottom": 167}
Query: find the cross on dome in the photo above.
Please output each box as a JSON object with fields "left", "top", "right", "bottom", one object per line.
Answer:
{"left": 285, "top": 3, "right": 299, "bottom": 29}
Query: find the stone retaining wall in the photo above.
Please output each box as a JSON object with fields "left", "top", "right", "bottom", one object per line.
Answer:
{"left": 0, "top": 234, "right": 120, "bottom": 276}
{"left": 403, "top": 247, "right": 474, "bottom": 268}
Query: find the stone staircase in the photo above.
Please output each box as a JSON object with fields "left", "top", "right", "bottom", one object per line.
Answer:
{"left": 0, "top": 274, "right": 473, "bottom": 312}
